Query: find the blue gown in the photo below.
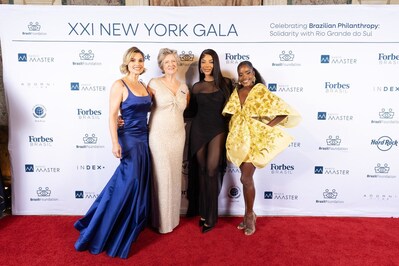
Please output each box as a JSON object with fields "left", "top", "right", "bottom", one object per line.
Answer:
{"left": 74, "top": 82, "right": 152, "bottom": 259}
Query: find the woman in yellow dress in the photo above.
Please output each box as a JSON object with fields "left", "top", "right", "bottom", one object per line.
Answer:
{"left": 222, "top": 61, "right": 301, "bottom": 236}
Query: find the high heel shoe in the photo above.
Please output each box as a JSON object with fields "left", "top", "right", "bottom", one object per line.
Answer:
{"left": 202, "top": 224, "right": 214, "bottom": 233}
{"left": 237, "top": 216, "right": 246, "bottom": 230}
{"left": 199, "top": 218, "right": 205, "bottom": 227}
{"left": 244, "top": 212, "right": 256, "bottom": 236}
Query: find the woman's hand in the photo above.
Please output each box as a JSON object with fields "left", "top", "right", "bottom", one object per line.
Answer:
{"left": 117, "top": 115, "right": 124, "bottom": 128}
{"left": 112, "top": 143, "right": 122, "bottom": 158}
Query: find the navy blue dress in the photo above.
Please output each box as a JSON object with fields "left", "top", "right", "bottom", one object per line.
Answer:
{"left": 74, "top": 82, "right": 151, "bottom": 259}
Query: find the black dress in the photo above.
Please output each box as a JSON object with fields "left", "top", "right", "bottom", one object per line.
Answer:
{"left": 190, "top": 82, "right": 228, "bottom": 156}
{"left": 186, "top": 79, "right": 232, "bottom": 226}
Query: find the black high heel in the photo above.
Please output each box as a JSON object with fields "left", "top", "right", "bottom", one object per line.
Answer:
{"left": 199, "top": 218, "right": 205, "bottom": 227}
{"left": 202, "top": 224, "right": 214, "bottom": 233}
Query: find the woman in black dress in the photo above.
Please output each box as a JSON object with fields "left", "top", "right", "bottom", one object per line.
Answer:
{"left": 186, "top": 49, "right": 232, "bottom": 233}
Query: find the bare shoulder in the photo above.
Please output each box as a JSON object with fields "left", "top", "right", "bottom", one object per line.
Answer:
{"left": 110, "top": 79, "right": 125, "bottom": 94}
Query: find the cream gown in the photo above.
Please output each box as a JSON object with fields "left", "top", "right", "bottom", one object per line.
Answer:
{"left": 148, "top": 77, "right": 188, "bottom": 233}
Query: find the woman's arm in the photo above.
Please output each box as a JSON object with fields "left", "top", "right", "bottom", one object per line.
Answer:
{"left": 266, "top": 115, "right": 288, "bottom": 127}
{"left": 109, "top": 80, "right": 124, "bottom": 158}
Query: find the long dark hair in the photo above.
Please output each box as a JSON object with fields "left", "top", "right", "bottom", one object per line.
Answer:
{"left": 198, "top": 49, "right": 231, "bottom": 103}
{"left": 236, "top": 60, "right": 265, "bottom": 89}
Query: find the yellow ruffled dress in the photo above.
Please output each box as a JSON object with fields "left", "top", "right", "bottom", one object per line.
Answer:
{"left": 222, "top": 83, "right": 301, "bottom": 168}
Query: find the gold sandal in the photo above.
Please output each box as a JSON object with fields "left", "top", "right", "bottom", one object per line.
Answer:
{"left": 244, "top": 212, "right": 256, "bottom": 236}
{"left": 237, "top": 215, "right": 246, "bottom": 230}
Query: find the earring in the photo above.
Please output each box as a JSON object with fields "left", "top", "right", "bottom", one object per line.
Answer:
{"left": 252, "top": 77, "right": 256, "bottom": 84}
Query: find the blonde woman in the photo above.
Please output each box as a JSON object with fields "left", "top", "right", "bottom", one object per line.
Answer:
{"left": 74, "top": 47, "right": 151, "bottom": 258}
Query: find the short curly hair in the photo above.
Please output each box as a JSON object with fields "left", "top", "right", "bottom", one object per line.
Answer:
{"left": 157, "top": 48, "right": 179, "bottom": 74}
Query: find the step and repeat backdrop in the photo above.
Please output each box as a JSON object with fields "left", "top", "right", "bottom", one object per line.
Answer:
{"left": 0, "top": 5, "right": 398, "bottom": 217}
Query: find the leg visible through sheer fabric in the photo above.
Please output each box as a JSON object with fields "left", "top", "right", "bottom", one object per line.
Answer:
{"left": 196, "top": 133, "right": 226, "bottom": 229}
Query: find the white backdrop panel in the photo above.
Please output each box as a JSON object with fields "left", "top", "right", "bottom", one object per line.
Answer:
{"left": 0, "top": 5, "right": 398, "bottom": 217}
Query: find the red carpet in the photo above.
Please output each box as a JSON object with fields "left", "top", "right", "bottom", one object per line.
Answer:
{"left": 1, "top": 215, "right": 399, "bottom": 266}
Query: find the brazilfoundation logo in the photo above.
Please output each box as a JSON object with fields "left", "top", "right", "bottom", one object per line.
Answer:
{"left": 178, "top": 50, "right": 195, "bottom": 67}
{"left": 70, "top": 82, "right": 106, "bottom": 93}
{"left": 370, "top": 136, "right": 398, "bottom": 151}
{"left": 179, "top": 51, "right": 194, "bottom": 62}
{"left": 30, "top": 187, "right": 58, "bottom": 202}
{"left": 22, "top": 22, "right": 46, "bottom": 36}
{"left": 316, "top": 189, "right": 344, "bottom": 204}
{"left": 76, "top": 133, "right": 104, "bottom": 149}
{"left": 272, "top": 50, "right": 301, "bottom": 67}
{"left": 314, "top": 166, "right": 350, "bottom": 175}
{"left": 37, "top": 187, "right": 51, "bottom": 197}
{"left": 317, "top": 111, "right": 353, "bottom": 121}
{"left": 378, "top": 52, "right": 399, "bottom": 65}
{"left": 72, "top": 49, "right": 102, "bottom": 66}
{"left": 323, "top": 189, "right": 338, "bottom": 199}
{"left": 18, "top": 53, "right": 54, "bottom": 63}
{"left": 320, "top": 54, "right": 357, "bottom": 64}
{"left": 268, "top": 83, "right": 304, "bottom": 93}
{"left": 319, "top": 135, "right": 348, "bottom": 151}
{"left": 366, "top": 163, "right": 396, "bottom": 179}
{"left": 28, "top": 22, "right": 41, "bottom": 31}
{"left": 264, "top": 191, "right": 298, "bottom": 200}
{"left": 371, "top": 108, "right": 399, "bottom": 124}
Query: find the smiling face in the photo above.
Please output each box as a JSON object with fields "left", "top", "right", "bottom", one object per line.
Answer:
{"left": 162, "top": 54, "right": 178, "bottom": 75}
{"left": 127, "top": 52, "right": 145, "bottom": 75}
{"left": 200, "top": 54, "right": 214, "bottom": 78}
{"left": 237, "top": 64, "right": 255, "bottom": 88}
